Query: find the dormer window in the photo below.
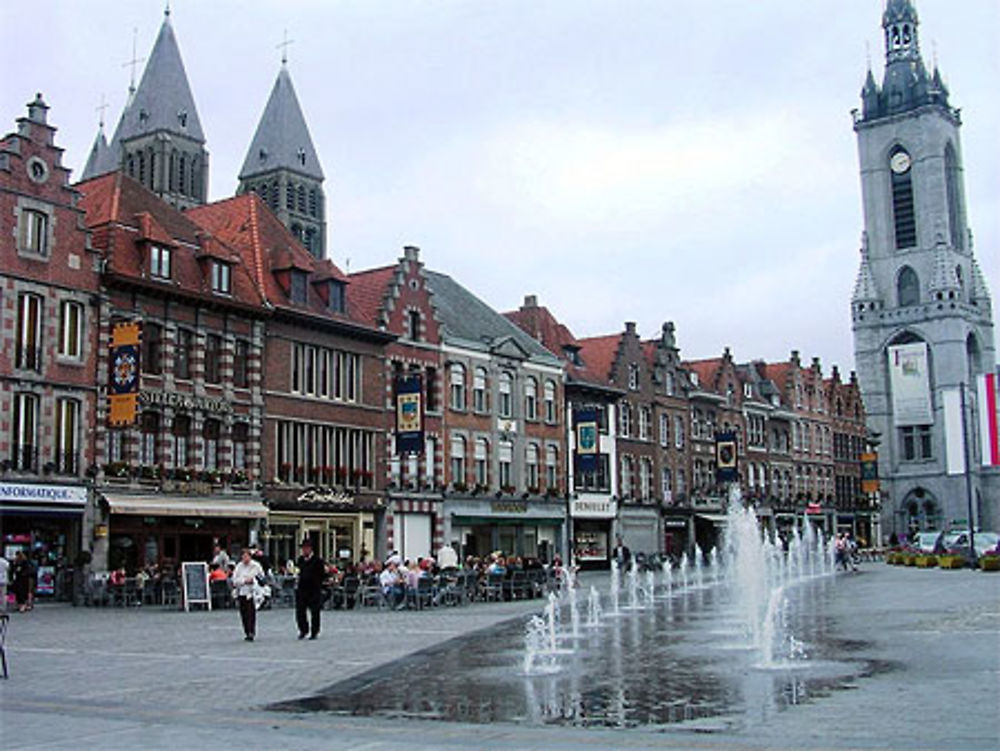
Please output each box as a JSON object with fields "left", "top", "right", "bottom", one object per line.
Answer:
{"left": 328, "top": 280, "right": 345, "bottom": 314}
{"left": 210, "top": 260, "right": 231, "bottom": 294}
{"left": 177, "top": 110, "right": 188, "bottom": 128}
{"left": 289, "top": 270, "right": 307, "bottom": 304}
{"left": 150, "top": 245, "right": 171, "bottom": 280}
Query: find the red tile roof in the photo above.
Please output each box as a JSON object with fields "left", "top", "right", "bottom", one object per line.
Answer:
{"left": 576, "top": 333, "right": 622, "bottom": 384}
{"left": 76, "top": 172, "right": 264, "bottom": 309}
{"left": 762, "top": 362, "right": 793, "bottom": 393}
{"left": 683, "top": 357, "right": 723, "bottom": 390}
{"left": 188, "top": 193, "right": 369, "bottom": 329}
{"left": 347, "top": 265, "right": 397, "bottom": 327}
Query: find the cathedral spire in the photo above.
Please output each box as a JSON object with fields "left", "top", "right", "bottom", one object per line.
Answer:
{"left": 238, "top": 57, "right": 326, "bottom": 258}
{"left": 239, "top": 63, "right": 322, "bottom": 182}
{"left": 111, "top": 10, "right": 205, "bottom": 145}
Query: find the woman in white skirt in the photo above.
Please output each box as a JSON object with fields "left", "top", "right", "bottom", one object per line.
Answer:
{"left": 232, "top": 548, "right": 265, "bottom": 641}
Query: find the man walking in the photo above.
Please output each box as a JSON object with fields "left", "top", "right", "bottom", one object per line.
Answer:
{"left": 295, "top": 539, "right": 325, "bottom": 640}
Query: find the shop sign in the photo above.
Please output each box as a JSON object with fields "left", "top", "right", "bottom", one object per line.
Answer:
{"left": 491, "top": 501, "right": 527, "bottom": 514}
{"left": 298, "top": 489, "right": 355, "bottom": 505}
{"left": 0, "top": 482, "right": 87, "bottom": 505}
{"left": 663, "top": 517, "right": 687, "bottom": 529}
{"left": 571, "top": 497, "right": 616, "bottom": 519}
{"left": 138, "top": 389, "right": 233, "bottom": 414}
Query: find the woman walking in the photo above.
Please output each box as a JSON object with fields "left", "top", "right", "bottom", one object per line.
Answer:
{"left": 232, "top": 548, "right": 264, "bottom": 641}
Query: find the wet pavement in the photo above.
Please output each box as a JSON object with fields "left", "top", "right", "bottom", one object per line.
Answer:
{"left": 1, "top": 565, "right": 998, "bottom": 750}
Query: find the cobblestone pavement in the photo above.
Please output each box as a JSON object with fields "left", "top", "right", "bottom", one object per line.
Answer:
{"left": 1, "top": 566, "right": 998, "bottom": 750}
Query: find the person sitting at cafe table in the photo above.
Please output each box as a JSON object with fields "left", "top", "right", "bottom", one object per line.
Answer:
{"left": 109, "top": 566, "right": 127, "bottom": 587}
{"left": 379, "top": 560, "right": 405, "bottom": 609}
{"left": 208, "top": 563, "right": 229, "bottom": 582}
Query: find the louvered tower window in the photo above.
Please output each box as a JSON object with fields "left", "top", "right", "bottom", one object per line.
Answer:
{"left": 889, "top": 147, "right": 916, "bottom": 249}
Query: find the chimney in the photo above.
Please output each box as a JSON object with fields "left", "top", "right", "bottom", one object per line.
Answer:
{"left": 625, "top": 321, "right": 636, "bottom": 335}
{"left": 831, "top": 365, "right": 841, "bottom": 381}
{"left": 812, "top": 356, "right": 821, "bottom": 371}
{"left": 402, "top": 245, "right": 420, "bottom": 262}
{"left": 523, "top": 294, "right": 538, "bottom": 308}
{"left": 790, "top": 349, "right": 800, "bottom": 365}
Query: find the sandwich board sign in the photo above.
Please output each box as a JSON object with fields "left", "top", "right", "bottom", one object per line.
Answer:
{"left": 181, "top": 561, "right": 211, "bottom": 612}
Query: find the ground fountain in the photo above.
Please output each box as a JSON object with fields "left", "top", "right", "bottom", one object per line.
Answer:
{"left": 286, "top": 487, "right": 859, "bottom": 730}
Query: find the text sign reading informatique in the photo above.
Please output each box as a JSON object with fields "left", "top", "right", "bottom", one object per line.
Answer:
{"left": 181, "top": 561, "right": 211, "bottom": 612}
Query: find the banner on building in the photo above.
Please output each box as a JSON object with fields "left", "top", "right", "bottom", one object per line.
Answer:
{"left": 978, "top": 372, "right": 1000, "bottom": 467}
{"left": 108, "top": 321, "right": 141, "bottom": 426}
{"left": 860, "top": 452, "right": 879, "bottom": 494}
{"left": 574, "top": 408, "right": 599, "bottom": 473}
{"left": 715, "top": 431, "right": 738, "bottom": 483}
{"left": 942, "top": 387, "right": 966, "bottom": 475}
{"left": 395, "top": 374, "right": 424, "bottom": 454}
{"left": 888, "top": 342, "right": 932, "bottom": 427}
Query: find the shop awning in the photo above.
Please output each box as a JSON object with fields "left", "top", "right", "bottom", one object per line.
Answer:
{"left": 696, "top": 513, "right": 729, "bottom": 525}
{"left": 102, "top": 494, "right": 267, "bottom": 519}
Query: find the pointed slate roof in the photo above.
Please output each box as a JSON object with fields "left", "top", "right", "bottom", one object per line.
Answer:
{"left": 239, "top": 65, "right": 323, "bottom": 181}
{"left": 81, "top": 126, "right": 116, "bottom": 180}
{"left": 422, "top": 270, "right": 560, "bottom": 365}
{"left": 110, "top": 11, "right": 205, "bottom": 146}
{"left": 852, "top": 232, "right": 879, "bottom": 302}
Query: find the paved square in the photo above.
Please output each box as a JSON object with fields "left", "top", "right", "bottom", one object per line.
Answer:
{"left": 1, "top": 566, "right": 998, "bottom": 750}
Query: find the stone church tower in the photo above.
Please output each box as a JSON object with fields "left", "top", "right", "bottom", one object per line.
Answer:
{"left": 851, "top": 0, "right": 997, "bottom": 536}
{"left": 82, "top": 8, "right": 208, "bottom": 210}
{"left": 237, "top": 60, "right": 326, "bottom": 259}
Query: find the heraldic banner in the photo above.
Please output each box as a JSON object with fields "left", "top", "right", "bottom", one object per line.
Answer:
{"left": 108, "top": 321, "right": 141, "bottom": 426}
{"left": 395, "top": 374, "right": 424, "bottom": 454}
{"left": 715, "top": 431, "right": 738, "bottom": 483}
{"left": 574, "top": 408, "right": 598, "bottom": 473}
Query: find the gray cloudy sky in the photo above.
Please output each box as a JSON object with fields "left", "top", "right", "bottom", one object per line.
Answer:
{"left": 3, "top": 1, "right": 997, "bottom": 374}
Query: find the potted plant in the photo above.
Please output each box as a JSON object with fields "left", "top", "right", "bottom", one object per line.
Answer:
{"left": 979, "top": 551, "right": 1000, "bottom": 571}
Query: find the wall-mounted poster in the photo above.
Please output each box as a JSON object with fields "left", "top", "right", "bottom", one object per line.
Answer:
{"left": 888, "top": 342, "right": 932, "bottom": 427}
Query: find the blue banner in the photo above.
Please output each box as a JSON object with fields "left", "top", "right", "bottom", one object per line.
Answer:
{"left": 396, "top": 374, "right": 424, "bottom": 454}
{"left": 574, "top": 408, "right": 598, "bottom": 473}
{"left": 715, "top": 431, "right": 738, "bottom": 483}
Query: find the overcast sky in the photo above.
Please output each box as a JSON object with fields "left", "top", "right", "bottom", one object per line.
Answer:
{"left": 3, "top": 1, "right": 997, "bottom": 374}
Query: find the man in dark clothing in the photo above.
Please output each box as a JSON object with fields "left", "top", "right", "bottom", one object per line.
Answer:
{"left": 612, "top": 536, "right": 631, "bottom": 571}
{"left": 295, "top": 539, "right": 326, "bottom": 639}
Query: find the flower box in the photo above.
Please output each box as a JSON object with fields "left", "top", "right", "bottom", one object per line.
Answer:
{"left": 978, "top": 556, "right": 1000, "bottom": 572}
{"left": 914, "top": 554, "right": 937, "bottom": 568}
{"left": 937, "top": 555, "right": 966, "bottom": 569}
{"left": 902, "top": 554, "right": 917, "bottom": 566}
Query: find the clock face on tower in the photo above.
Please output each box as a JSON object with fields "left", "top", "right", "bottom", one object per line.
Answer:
{"left": 890, "top": 150, "right": 912, "bottom": 174}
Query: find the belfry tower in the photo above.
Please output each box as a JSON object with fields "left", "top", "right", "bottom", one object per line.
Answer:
{"left": 850, "top": 0, "right": 997, "bottom": 536}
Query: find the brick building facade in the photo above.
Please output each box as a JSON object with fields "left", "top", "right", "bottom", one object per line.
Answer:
{"left": 0, "top": 95, "right": 100, "bottom": 581}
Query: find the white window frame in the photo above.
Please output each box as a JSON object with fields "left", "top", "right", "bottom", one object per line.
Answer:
{"left": 150, "top": 245, "right": 172, "bottom": 280}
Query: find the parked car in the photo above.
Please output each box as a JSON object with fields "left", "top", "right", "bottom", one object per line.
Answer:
{"left": 909, "top": 531, "right": 942, "bottom": 554}
{"left": 941, "top": 531, "right": 999, "bottom": 557}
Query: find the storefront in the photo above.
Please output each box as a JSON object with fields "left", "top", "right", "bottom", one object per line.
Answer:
{"left": 446, "top": 496, "right": 566, "bottom": 564}
{"left": 99, "top": 493, "right": 267, "bottom": 573}
{"left": 0, "top": 482, "right": 87, "bottom": 599}
{"left": 661, "top": 514, "right": 692, "bottom": 559}
{"left": 570, "top": 495, "right": 616, "bottom": 569}
{"left": 264, "top": 488, "right": 383, "bottom": 570}
{"left": 619, "top": 503, "right": 661, "bottom": 557}
{"left": 694, "top": 513, "right": 729, "bottom": 554}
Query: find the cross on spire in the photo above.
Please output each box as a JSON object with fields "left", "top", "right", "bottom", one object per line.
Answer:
{"left": 122, "top": 27, "right": 145, "bottom": 97}
{"left": 277, "top": 29, "right": 294, "bottom": 65}
{"left": 96, "top": 93, "right": 109, "bottom": 129}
